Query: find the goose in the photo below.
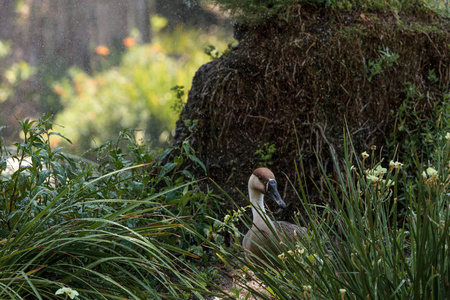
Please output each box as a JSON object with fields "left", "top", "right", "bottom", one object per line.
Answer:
{"left": 242, "top": 168, "right": 306, "bottom": 262}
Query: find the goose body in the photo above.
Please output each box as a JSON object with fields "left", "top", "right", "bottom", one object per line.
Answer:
{"left": 242, "top": 168, "right": 306, "bottom": 261}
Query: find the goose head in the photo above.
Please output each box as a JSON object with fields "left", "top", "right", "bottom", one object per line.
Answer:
{"left": 248, "top": 168, "right": 286, "bottom": 209}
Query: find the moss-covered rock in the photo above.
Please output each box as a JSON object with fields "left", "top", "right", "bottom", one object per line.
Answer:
{"left": 172, "top": 5, "right": 449, "bottom": 218}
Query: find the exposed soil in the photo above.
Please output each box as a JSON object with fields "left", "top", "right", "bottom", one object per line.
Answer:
{"left": 208, "top": 264, "right": 271, "bottom": 300}
{"left": 170, "top": 4, "right": 450, "bottom": 220}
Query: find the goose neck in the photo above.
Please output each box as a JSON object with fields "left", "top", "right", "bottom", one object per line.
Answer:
{"left": 249, "top": 187, "right": 266, "bottom": 222}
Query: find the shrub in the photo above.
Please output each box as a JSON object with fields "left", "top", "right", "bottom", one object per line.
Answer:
{"left": 0, "top": 115, "right": 225, "bottom": 299}
{"left": 53, "top": 24, "right": 230, "bottom": 154}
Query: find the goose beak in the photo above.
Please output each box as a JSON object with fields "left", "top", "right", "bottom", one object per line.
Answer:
{"left": 266, "top": 180, "right": 286, "bottom": 209}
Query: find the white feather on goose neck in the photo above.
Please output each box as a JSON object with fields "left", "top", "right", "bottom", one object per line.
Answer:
{"left": 248, "top": 179, "right": 266, "bottom": 222}
{"left": 248, "top": 173, "right": 275, "bottom": 225}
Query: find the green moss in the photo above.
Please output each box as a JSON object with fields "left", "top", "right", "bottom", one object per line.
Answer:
{"left": 172, "top": 6, "right": 449, "bottom": 214}
{"left": 396, "top": 19, "right": 448, "bottom": 33}
{"left": 337, "top": 24, "right": 368, "bottom": 38}
{"left": 204, "top": 0, "right": 449, "bottom": 24}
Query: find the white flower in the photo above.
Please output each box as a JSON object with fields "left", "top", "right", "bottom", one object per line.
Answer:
{"left": 389, "top": 160, "right": 395, "bottom": 169}
{"left": 223, "top": 214, "right": 230, "bottom": 222}
{"left": 445, "top": 132, "right": 450, "bottom": 140}
{"left": 426, "top": 167, "right": 438, "bottom": 177}
{"left": 382, "top": 179, "right": 394, "bottom": 187}
{"left": 373, "top": 165, "right": 387, "bottom": 176}
{"left": 362, "top": 151, "right": 369, "bottom": 159}
{"left": 295, "top": 245, "right": 305, "bottom": 255}
{"left": 366, "top": 165, "right": 387, "bottom": 182}
{"left": 423, "top": 167, "right": 439, "bottom": 184}
{"left": 389, "top": 160, "right": 403, "bottom": 171}
{"left": 366, "top": 174, "right": 380, "bottom": 183}
{"left": 55, "top": 287, "right": 79, "bottom": 299}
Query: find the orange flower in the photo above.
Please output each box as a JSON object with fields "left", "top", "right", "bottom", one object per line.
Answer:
{"left": 97, "top": 76, "right": 106, "bottom": 86}
{"left": 95, "top": 45, "right": 110, "bottom": 56}
{"left": 52, "top": 85, "right": 65, "bottom": 96}
{"left": 150, "top": 44, "right": 163, "bottom": 53}
{"left": 123, "top": 37, "right": 136, "bottom": 48}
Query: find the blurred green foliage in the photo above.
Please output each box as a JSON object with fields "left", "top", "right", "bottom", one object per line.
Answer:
{"left": 54, "top": 20, "right": 230, "bottom": 154}
{"left": 0, "top": 40, "right": 10, "bottom": 58}
{"left": 0, "top": 40, "right": 36, "bottom": 103}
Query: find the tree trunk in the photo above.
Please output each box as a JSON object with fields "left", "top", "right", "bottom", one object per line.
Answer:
{"left": 0, "top": 0, "right": 16, "bottom": 41}
{"left": 170, "top": 8, "right": 450, "bottom": 218}
{"left": 64, "top": 0, "right": 92, "bottom": 72}
{"left": 93, "top": 0, "right": 129, "bottom": 49}
{"left": 135, "top": 0, "right": 152, "bottom": 43}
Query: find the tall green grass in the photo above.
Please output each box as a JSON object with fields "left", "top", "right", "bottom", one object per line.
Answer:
{"left": 0, "top": 116, "right": 225, "bottom": 299}
{"left": 3, "top": 114, "right": 449, "bottom": 298}
{"left": 0, "top": 188, "right": 207, "bottom": 299}
{"left": 200, "top": 130, "right": 450, "bottom": 299}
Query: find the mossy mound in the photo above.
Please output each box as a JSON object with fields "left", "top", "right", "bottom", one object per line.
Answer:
{"left": 172, "top": 6, "right": 449, "bottom": 218}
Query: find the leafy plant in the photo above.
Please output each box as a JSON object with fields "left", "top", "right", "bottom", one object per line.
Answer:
{"left": 171, "top": 85, "right": 186, "bottom": 114}
{"left": 254, "top": 142, "right": 276, "bottom": 167}
{"left": 184, "top": 119, "right": 199, "bottom": 134}
{"left": 0, "top": 116, "right": 227, "bottom": 299}
{"left": 204, "top": 45, "right": 220, "bottom": 60}
{"left": 0, "top": 115, "right": 73, "bottom": 233}
{"left": 389, "top": 79, "right": 449, "bottom": 177}
{"left": 366, "top": 47, "right": 399, "bottom": 82}
{"left": 229, "top": 285, "right": 252, "bottom": 300}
